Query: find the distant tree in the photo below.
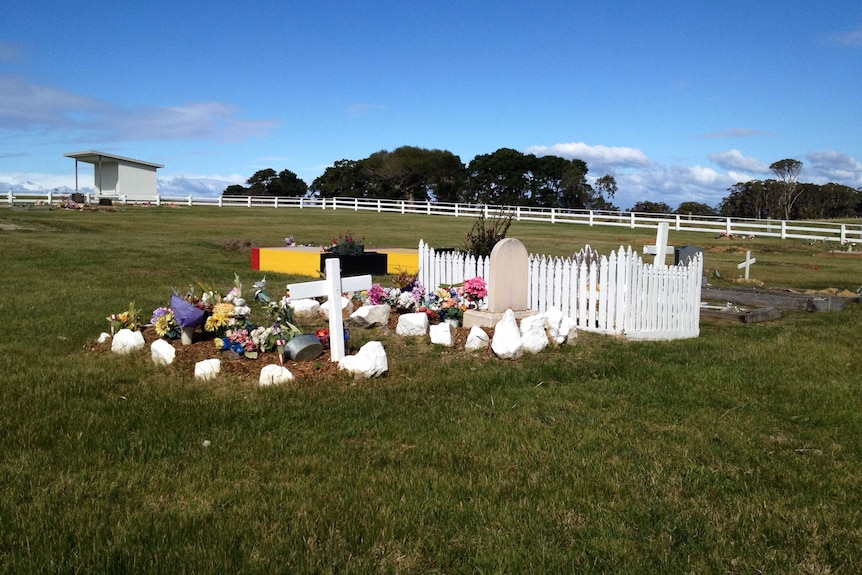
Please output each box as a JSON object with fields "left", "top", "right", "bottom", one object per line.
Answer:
{"left": 309, "top": 159, "right": 369, "bottom": 198}
{"left": 630, "top": 200, "right": 673, "bottom": 214}
{"left": 466, "top": 148, "right": 535, "bottom": 205}
{"left": 793, "top": 182, "right": 861, "bottom": 219}
{"left": 246, "top": 168, "right": 278, "bottom": 196}
{"left": 675, "top": 201, "right": 717, "bottom": 216}
{"left": 590, "top": 174, "right": 619, "bottom": 211}
{"left": 268, "top": 169, "right": 307, "bottom": 197}
{"left": 770, "top": 158, "right": 803, "bottom": 220}
{"left": 362, "top": 146, "right": 465, "bottom": 202}
{"left": 223, "top": 184, "right": 247, "bottom": 196}
{"left": 719, "top": 180, "right": 781, "bottom": 218}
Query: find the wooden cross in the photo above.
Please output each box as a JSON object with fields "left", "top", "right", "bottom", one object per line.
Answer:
{"left": 644, "top": 222, "right": 675, "bottom": 268}
{"left": 286, "top": 258, "right": 371, "bottom": 362}
{"left": 737, "top": 250, "right": 756, "bottom": 280}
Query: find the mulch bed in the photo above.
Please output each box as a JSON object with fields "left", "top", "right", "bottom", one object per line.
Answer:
{"left": 88, "top": 313, "right": 496, "bottom": 383}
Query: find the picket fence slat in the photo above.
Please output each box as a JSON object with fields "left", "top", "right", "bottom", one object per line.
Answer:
{"left": 418, "top": 240, "right": 703, "bottom": 341}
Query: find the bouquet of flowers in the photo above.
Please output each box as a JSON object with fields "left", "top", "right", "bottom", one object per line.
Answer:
{"left": 324, "top": 232, "right": 364, "bottom": 256}
{"left": 151, "top": 306, "right": 181, "bottom": 339}
{"left": 107, "top": 302, "right": 142, "bottom": 333}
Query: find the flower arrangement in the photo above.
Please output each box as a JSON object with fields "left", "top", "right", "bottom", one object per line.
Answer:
{"left": 107, "top": 302, "right": 142, "bottom": 333}
{"left": 285, "top": 236, "right": 296, "bottom": 247}
{"left": 324, "top": 232, "right": 364, "bottom": 256}
{"left": 417, "top": 277, "right": 486, "bottom": 323}
{"left": 361, "top": 272, "right": 426, "bottom": 312}
{"left": 151, "top": 306, "right": 181, "bottom": 339}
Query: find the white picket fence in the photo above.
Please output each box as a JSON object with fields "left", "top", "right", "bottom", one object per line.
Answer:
{"left": 418, "top": 241, "right": 703, "bottom": 341}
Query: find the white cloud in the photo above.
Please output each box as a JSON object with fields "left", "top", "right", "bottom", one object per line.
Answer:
{"left": 830, "top": 26, "right": 862, "bottom": 47}
{"left": 526, "top": 142, "right": 651, "bottom": 169}
{"left": 708, "top": 149, "right": 769, "bottom": 173}
{"left": 0, "top": 73, "right": 278, "bottom": 142}
{"left": 805, "top": 151, "right": 862, "bottom": 186}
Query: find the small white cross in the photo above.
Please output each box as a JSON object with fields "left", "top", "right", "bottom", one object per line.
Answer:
{"left": 644, "top": 222, "right": 675, "bottom": 268}
{"left": 737, "top": 250, "right": 756, "bottom": 280}
{"left": 286, "top": 259, "right": 371, "bottom": 361}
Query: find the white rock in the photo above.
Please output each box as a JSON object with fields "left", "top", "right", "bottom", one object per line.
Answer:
{"left": 561, "top": 317, "right": 578, "bottom": 345}
{"left": 544, "top": 307, "right": 578, "bottom": 345}
{"left": 97, "top": 332, "right": 111, "bottom": 344}
{"left": 194, "top": 358, "right": 221, "bottom": 381}
{"left": 348, "top": 304, "right": 391, "bottom": 328}
{"left": 520, "top": 313, "right": 549, "bottom": 354}
{"left": 320, "top": 296, "right": 354, "bottom": 320}
{"left": 491, "top": 309, "right": 522, "bottom": 360}
{"left": 150, "top": 339, "right": 176, "bottom": 366}
{"left": 259, "top": 364, "right": 295, "bottom": 386}
{"left": 339, "top": 341, "right": 388, "bottom": 378}
{"left": 289, "top": 298, "right": 320, "bottom": 319}
{"left": 396, "top": 312, "right": 428, "bottom": 336}
{"left": 429, "top": 322, "right": 454, "bottom": 347}
{"left": 464, "top": 326, "right": 490, "bottom": 352}
{"left": 111, "top": 329, "right": 145, "bottom": 355}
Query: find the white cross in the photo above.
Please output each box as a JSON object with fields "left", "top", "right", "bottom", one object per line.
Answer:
{"left": 737, "top": 250, "right": 756, "bottom": 280}
{"left": 644, "top": 222, "right": 675, "bottom": 268}
{"left": 286, "top": 258, "right": 371, "bottom": 362}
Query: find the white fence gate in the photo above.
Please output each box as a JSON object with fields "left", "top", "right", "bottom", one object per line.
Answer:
{"left": 418, "top": 241, "right": 703, "bottom": 341}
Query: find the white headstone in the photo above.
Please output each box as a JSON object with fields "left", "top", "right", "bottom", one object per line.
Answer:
{"left": 111, "top": 329, "right": 145, "bottom": 355}
{"left": 644, "top": 222, "right": 675, "bottom": 268}
{"left": 737, "top": 250, "right": 756, "bottom": 280}
{"left": 348, "top": 304, "right": 391, "bottom": 328}
{"left": 194, "top": 358, "right": 221, "bottom": 381}
{"left": 487, "top": 238, "right": 529, "bottom": 312}
{"left": 338, "top": 341, "right": 388, "bottom": 378}
{"left": 286, "top": 258, "right": 371, "bottom": 362}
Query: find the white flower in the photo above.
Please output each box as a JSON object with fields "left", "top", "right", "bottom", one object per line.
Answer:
{"left": 397, "top": 291, "right": 415, "bottom": 310}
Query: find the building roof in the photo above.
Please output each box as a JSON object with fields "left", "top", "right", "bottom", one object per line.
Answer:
{"left": 64, "top": 150, "right": 164, "bottom": 169}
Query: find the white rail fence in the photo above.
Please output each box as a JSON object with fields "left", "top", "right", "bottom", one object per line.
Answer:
{"left": 5, "top": 190, "right": 862, "bottom": 244}
{"left": 419, "top": 241, "right": 703, "bottom": 341}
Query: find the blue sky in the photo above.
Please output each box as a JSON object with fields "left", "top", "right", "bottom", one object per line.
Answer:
{"left": 2, "top": 0, "right": 860, "bottom": 210}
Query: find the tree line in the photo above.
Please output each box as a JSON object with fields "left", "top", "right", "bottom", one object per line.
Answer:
{"left": 223, "top": 150, "right": 861, "bottom": 220}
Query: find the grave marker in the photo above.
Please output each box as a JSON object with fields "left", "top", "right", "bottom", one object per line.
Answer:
{"left": 487, "top": 237, "right": 529, "bottom": 313}
{"left": 644, "top": 222, "right": 675, "bottom": 268}
{"left": 737, "top": 250, "right": 756, "bottom": 280}
{"left": 286, "top": 258, "right": 371, "bottom": 361}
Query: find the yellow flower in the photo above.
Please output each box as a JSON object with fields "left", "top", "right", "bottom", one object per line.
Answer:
{"left": 205, "top": 312, "right": 231, "bottom": 332}
{"left": 154, "top": 314, "right": 172, "bottom": 336}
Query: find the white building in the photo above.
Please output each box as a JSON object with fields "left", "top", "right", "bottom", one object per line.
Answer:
{"left": 64, "top": 150, "right": 163, "bottom": 201}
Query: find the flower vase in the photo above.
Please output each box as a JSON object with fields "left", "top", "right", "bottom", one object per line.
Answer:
{"left": 445, "top": 318, "right": 461, "bottom": 328}
{"left": 181, "top": 326, "right": 195, "bottom": 345}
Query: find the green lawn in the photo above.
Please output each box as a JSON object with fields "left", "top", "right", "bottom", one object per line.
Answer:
{"left": 1, "top": 206, "right": 861, "bottom": 573}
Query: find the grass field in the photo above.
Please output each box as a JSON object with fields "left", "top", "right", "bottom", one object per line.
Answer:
{"left": 1, "top": 205, "right": 861, "bottom": 573}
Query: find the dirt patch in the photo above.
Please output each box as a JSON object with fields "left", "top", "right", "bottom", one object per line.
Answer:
{"left": 87, "top": 316, "right": 498, "bottom": 383}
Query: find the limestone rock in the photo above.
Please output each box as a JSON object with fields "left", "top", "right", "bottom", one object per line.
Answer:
{"left": 259, "top": 364, "right": 295, "bottom": 386}
{"left": 194, "top": 358, "right": 221, "bottom": 381}
{"left": 429, "top": 322, "right": 454, "bottom": 347}
{"left": 520, "top": 313, "right": 549, "bottom": 354}
{"left": 545, "top": 307, "right": 578, "bottom": 345}
{"left": 491, "top": 309, "right": 522, "bottom": 360}
{"left": 339, "top": 341, "right": 388, "bottom": 378}
{"left": 396, "top": 312, "right": 428, "bottom": 336}
{"left": 111, "top": 329, "right": 145, "bottom": 355}
{"left": 348, "top": 304, "right": 391, "bottom": 328}
{"left": 320, "top": 296, "right": 354, "bottom": 320}
{"left": 97, "top": 332, "right": 111, "bottom": 344}
{"left": 289, "top": 298, "right": 320, "bottom": 319}
{"left": 464, "top": 326, "right": 490, "bottom": 352}
{"left": 150, "top": 339, "right": 176, "bottom": 366}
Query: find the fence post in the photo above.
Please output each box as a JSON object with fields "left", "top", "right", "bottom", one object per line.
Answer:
{"left": 840, "top": 224, "right": 846, "bottom": 243}
{"left": 354, "top": 198, "right": 359, "bottom": 211}
{"left": 47, "top": 191, "right": 53, "bottom": 206}
{"left": 550, "top": 208, "right": 556, "bottom": 224}
{"left": 781, "top": 220, "right": 787, "bottom": 239}
{"left": 726, "top": 217, "right": 732, "bottom": 235}
{"left": 377, "top": 199, "right": 382, "bottom": 213}
{"left": 7, "top": 191, "right": 11, "bottom": 206}
{"left": 274, "top": 197, "right": 279, "bottom": 209}
{"left": 218, "top": 196, "right": 223, "bottom": 207}
{"left": 630, "top": 212, "right": 636, "bottom": 229}
{"left": 675, "top": 214, "right": 681, "bottom": 231}
{"left": 589, "top": 210, "right": 594, "bottom": 226}
{"left": 401, "top": 201, "right": 405, "bottom": 214}
{"left": 155, "top": 194, "right": 161, "bottom": 206}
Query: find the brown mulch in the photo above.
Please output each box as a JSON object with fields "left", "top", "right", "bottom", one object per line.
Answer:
{"left": 88, "top": 315, "right": 497, "bottom": 383}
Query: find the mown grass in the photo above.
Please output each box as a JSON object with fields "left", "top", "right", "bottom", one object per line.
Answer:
{"left": 1, "top": 206, "right": 861, "bottom": 573}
